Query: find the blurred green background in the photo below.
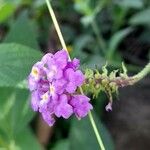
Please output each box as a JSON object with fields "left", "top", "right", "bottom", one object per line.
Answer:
{"left": 0, "top": 0, "right": 150, "bottom": 149}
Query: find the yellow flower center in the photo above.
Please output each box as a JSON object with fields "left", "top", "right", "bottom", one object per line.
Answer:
{"left": 32, "top": 67, "right": 39, "bottom": 78}
{"left": 42, "top": 93, "right": 48, "bottom": 100}
{"left": 49, "top": 84, "right": 55, "bottom": 95}
{"left": 40, "top": 92, "right": 49, "bottom": 106}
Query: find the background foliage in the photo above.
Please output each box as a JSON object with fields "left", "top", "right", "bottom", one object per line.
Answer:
{"left": 0, "top": 0, "right": 149, "bottom": 149}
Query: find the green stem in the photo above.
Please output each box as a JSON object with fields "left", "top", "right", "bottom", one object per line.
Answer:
{"left": 88, "top": 111, "right": 105, "bottom": 150}
{"left": 45, "top": 0, "right": 70, "bottom": 60}
{"left": 132, "top": 62, "right": 150, "bottom": 83}
{"left": 45, "top": 0, "right": 105, "bottom": 149}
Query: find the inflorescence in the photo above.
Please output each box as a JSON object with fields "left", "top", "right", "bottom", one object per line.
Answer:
{"left": 28, "top": 49, "right": 150, "bottom": 126}
{"left": 28, "top": 50, "right": 92, "bottom": 126}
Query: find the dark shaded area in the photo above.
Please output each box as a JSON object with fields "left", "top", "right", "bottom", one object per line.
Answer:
{"left": 104, "top": 77, "right": 150, "bottom": 150}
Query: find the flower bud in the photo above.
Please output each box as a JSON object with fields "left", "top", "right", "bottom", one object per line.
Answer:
{"left": 94, "top": 73, "right": 101, "bottom": 79}
{"left": 101, "top": 79, "right": 108, "bottom": 86}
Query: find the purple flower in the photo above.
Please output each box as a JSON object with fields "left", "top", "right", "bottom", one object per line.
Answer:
{"left": 105, "top": 102, "right": 112, "bottom": 112}
{"left": 28, "top": 62, "right": 45, "bottom": 91}
{"left": 41, "top": 110, "right": 55, "bottom": 126}
{"left": 54, "top": 78, "right": 67, "bottom": 94}
{"left": 54, "top": 50, "right": 68, "bottom": 69}
{"left": 46, "top": 61, "right": 63, "bottom": 82}
{"left": 70, "top": 95, "right": 93, "bottom": 118}
{"left": 65, "top": 68, "right": 84, "bottom": 93}
{"left": 31, "top": 90, "right": 40, "bottom": 111}
{"left": 30, "top": 62, "right": 44, "bottom": 81}
{"left": 67, "top": 58, "right": 80, "bottom": 69}
{"left": 28, "top": 50, "right": 92, "bottom": 126}
{"left": 54, "top": 94, "right": 73, "bottom": 119}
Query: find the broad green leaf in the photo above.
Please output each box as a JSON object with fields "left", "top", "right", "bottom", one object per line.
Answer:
{"left": 0, "top": 88, "right": 34, "bottom": 136}
{"left": 107, "top": 28, "right": 132, "bottom": 59}
{"left": 115, "top": 0, "right": 144, "bottom": 9}
{"left": 0, "top": 43, "right": 42, "bottom": 87}
{"left": 0, "top": 2, "right": 15, "bottom": 23}
{"left": 4, "top": 12, "right": 39, "bottom": 50}
{"left": 15, "top": 128, "right": 42, "bottom": 150}
{"left": 129, "top": 8, "right": 150, "bottom": 25}
{"left": 0, "top": 0, "right": 22, "bottom": 23}
{"left": 69, "top": 112, "right": 115, "bottom": 150}
{"left": 52, "top": 140, "right": 69, "bottom": 150}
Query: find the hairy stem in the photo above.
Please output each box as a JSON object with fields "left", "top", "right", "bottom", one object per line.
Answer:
{"left": 45, "top": 0, "right": 105, "bottom": 149}
{"left": 84, "top": 62, "right": 150, "bottom": 97}
{"left": 132, "top": 62, "right": 150, "bottom": 84}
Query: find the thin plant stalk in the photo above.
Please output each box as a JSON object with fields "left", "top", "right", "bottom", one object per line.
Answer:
{"left": 45, "top": 0, "right": 105, "bottom": 149}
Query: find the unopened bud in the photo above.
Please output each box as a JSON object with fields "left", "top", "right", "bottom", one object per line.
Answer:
{"left": 109, "top": 82, "right": 117, "bottom": 91}
{"left": 101, "top": 79, "right": 108, "bottom": 86}
{"left": 88, "top": 78, "right": 93, "bottom": 83}
{"left": 94, "top": 73, "right": 101, "bottom": 79}
{"left": 95, "top": 83, "right": 100, "bottom": 89}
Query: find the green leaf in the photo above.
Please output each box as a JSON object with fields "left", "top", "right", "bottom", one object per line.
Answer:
{"left": 107, "top": 28, "right": 132, "bottom": 59}
{"left": 0, "top": 0, "right": 22, "bottom": 23}
{"left": 15, "top": 128, "right": 42, "bottom": 150}
{"left": 52, "top": 140, "right": 69, "bottom": 150}
{"left": 0, "top": 2, "right": 15, "bottom": 23}
{"left": 69, "top": 112, "right": 115, "bottom": 150}
{"left": 0, "top": 88, "right": 34, "bottom": 136}
{"left": 4, "top": 12, "right": 39, "bottom": 50}
{"left": 129, "top": 8, "right": 150, "bottom": 25}
{"left": 0, "top": 43, "right": 42, "bottom": 87}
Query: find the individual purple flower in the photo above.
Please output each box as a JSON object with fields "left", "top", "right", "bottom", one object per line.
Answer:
{"left": 54, "top": 94, "right": 73, "bottom": 119}
{"left": 28, "top": 49, "right": 92, "bottom": 126}
{"left": 54, "top": 50, "right": 68, "bottom": 69}
{"left": 31, "top": 90, "right": 40, "bottom": 111}
{"left": 28, "top": 62, "right": 45, "bottom": 91}
{"left": 65, "top": 68, "right": 85, "bottom": 93}
{"left": 28, "top": 75, "right": 37, "bottom": 91}
{"left": 41, "top": 50, "right": 68, "bottom": 82}
{"left": 46, "top": 61, "right": 63, "bottom": 82}
{"left": 67, "top": 58, "right": 80, "bottom": 70}
{"left": 54, "top": 78, "right": 67, "bottom": 94}
{"left": 70, "top": 95, "right": 93, "bottom": 118}
{"left": 30, "top": 61, "right": 44, "bottom": 81}
{"left": 41, "top": 109, "right": 55, "bottom": 126}
{"left": 41, "top": 53, "right": 53, "bottom": 64}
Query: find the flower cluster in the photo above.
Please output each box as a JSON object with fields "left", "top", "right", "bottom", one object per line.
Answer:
{"left": 28, "top": 50, "right": 92, "bottom": 126}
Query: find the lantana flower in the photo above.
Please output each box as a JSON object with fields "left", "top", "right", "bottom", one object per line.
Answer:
{"left": 28, "top": 50, "right": 93, "bottom": 126}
